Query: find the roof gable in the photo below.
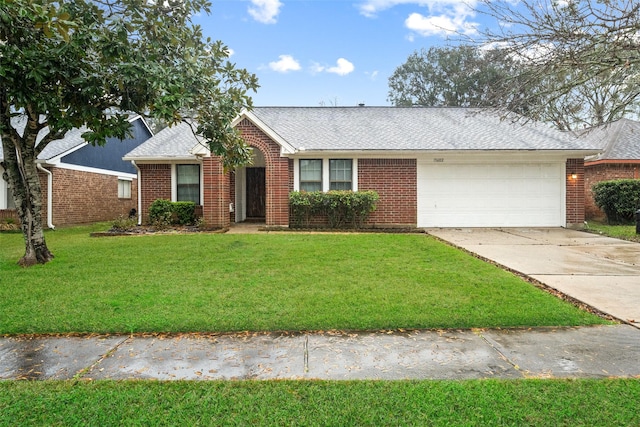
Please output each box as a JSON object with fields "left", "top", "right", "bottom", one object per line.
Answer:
{"left": 583, "top": 118, "right": 640, "bottom": 161}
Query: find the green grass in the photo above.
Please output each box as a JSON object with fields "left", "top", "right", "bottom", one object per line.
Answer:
{"left": 0, "top": 224, "right": 606, "bottom": 335}
{"left": 585, "top": 220, "right": 640, "bottom": 243}
{"left": 0, "top": 379, "right": 639, "bottom": 425}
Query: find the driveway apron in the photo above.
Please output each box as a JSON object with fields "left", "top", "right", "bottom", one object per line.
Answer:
{"left": 427, "top": 228, "right": 640, "bottom": 327}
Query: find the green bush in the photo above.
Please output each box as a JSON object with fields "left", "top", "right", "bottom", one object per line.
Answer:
{"left": 110, "top": 215, "right": 138, "bottom": 232}
{"left": 149, "top": 199, "right": 197, "bottom": 227}
{"left": 289, "top": 190, "right": 379, "bottom": 229}
{"left": 173, "top": 202, "right": 196, "bottom": 225}
{"left": 592, "top": 179, "right": 640, "bottom": 224}
{"left": 149, "top": 199, "right": 173, "bottom": 228}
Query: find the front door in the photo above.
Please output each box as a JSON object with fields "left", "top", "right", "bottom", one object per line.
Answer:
{"left": 246, "top": 167, "right": 266, "bottom": 219}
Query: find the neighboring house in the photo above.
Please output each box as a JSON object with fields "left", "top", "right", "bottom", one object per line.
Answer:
{"left": 124, "top": 107, "right": 602, "bottom": 229}
{"left": 582, "top": 118, "right": 640, "bottom": 220}
{"left": 0, "top": 115, "right": 153, "bottom": 227}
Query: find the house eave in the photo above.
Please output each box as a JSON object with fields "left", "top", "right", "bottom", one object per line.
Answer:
{"left": 122, "top": 156, "right": 199, "bottom": 163}
{"left": 585, "top": 159, "right": 640, "bottom": 166}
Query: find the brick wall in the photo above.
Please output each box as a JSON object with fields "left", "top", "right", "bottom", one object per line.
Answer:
{"left": 138, "top": 164, "right": 171, "bottom": 223}
{"left": 202, "top": 156, "right": 230, "bottom": 228}
{"left": 235, "top": 119, "right": 290, "bottom": 227}
{"left": 585, "top": 162, "right": 640, "bottom": 220}
{"left": 566, "top": 158, "right": 585, "bottom": 227}
{"left": 358, "top": 158, "right": 417, "bottom": 227}
{"left": 38, "top": 167, "right": 138, "bottom": 226}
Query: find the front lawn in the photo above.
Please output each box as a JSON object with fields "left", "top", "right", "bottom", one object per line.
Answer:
{"left": 585, "top": 220, "right": 640, "bottom": 243}
{"left": 0, "top": 224, "right": 607, "bottom": 335}
{"left": 1, "top": 379, "right": 639, "bottom": 425}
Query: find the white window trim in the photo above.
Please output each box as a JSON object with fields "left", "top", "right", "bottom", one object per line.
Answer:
{"left": 293, "top": 158, "right": 358, "bottom": 192}
{"left": 117, "top": 177, "right": 133, "bottom": 199}
{"left": 171, "top": 163, "right": 204, "bottom": 204}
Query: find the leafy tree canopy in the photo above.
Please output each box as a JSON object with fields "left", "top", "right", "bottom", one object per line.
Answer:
{"left": 0, "top": 0, "right": 259, "bottom": 266}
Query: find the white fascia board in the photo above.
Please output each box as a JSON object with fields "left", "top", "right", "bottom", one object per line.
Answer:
{"left": 232, "top": 110, "right": 297, "bottom": 155}
{"left": 40, "top": 142, "right": 88, "bottom": 164}
{"left": 36, "top": 160, "right": 137, "bottom": 179}
{"left": 122, "top": 156, "right": 198, "bottom": 162}
{"left": 129, "top": 115, "right": 154, "bottom": 137}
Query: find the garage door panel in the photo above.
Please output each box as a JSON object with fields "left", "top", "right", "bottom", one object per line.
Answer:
{"left": 417, "top": 162, "right": 564, "bottom": 227}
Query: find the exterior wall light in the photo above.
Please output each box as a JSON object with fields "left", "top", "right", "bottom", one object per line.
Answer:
{"left": 570, "top": 173, "right": 578, "bottom": 180}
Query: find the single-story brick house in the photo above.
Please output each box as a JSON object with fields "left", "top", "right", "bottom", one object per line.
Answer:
{"left": 123, "top": 107, "right": 603, "bottom": 229}
{"left": 1, "top": 115, "right": 152, "bottom": 227}
{"left": 582, "top": 118, "right": 640, "bottom": 220}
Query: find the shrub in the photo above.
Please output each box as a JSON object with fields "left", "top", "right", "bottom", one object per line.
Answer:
{"left": 289, "top": 190, "right": 379, "bottom": 229}
{"left": 149, "top": 199, "right": 173, "bottom": 228}
{"left": 110, "top": 215, "right": 138, "bottom": 232}
{"left": 592, "top": 179, "right": 640, "bottom": 224}
{"left": 149, "top": 199, "right": 197, "bottom": 227}
{"left": 173, "top": 202, "right": 196, "bottom": 225}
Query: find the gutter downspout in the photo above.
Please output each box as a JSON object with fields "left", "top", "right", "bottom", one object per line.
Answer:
{"left": 36, "top": 163, "right": 55, "bottom": 230}
{"left": 131, "top": 160, "right": 142, "bottom": 225}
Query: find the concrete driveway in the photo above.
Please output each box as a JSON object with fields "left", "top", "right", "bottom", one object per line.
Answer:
{"left": 426, "top": 228, "right": 640, "bottom": 328}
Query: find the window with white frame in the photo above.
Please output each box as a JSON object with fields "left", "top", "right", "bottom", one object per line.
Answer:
{"left": 300, "top": 159, "right": 322, "bottom": 192}
{"left": 329, "top": 159, "right": 352, "bottom": 190}
{"left": 177, "top": 164, "right": 201, "bottom": 204}
{"left": 118, "top": 179, "right": 132, "bottom": 199}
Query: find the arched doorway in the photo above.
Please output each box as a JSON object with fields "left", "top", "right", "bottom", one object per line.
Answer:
{"left": 235, "top": 148, "right": 266, "bottom": 222}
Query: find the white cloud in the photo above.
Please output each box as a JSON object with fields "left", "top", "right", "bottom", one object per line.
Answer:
{"left": 405, "top": 11, "right": 478, "bottom": 36}
{"left": 310, "top": 62, "right": 325, "bottom": 74}
{"left": 268, "top": 55, "right": 301, "bottom": 73}
{"left": 248, "top": 0, "right": 283, "bottom": 24}
{"left": 365, "top": 70, "right": 379, "bottom": 81}
{"left": 358, "top": 0, "right": 478, "bottom": 18}
{"left": 326, "top": 58, "right": 355, "bottom": 76}
{"left": 359, "top": 0, "right": 480, "bottom": 39}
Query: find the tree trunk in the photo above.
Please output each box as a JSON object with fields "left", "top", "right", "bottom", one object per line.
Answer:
{"left": 1, "top": 132, "right": 54, "bottom": 267}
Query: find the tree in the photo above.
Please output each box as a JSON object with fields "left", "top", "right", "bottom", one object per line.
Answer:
{"left": 387, "top": 45, "right": 523, "bottom": 108}
{"left": 477, "top": 0, "right": 640, "bottom": 129}
{"left": 0, "top": 0, "right": 259, "bottom": 267}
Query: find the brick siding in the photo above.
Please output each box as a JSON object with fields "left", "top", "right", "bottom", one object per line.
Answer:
{"left": 358, "top": 158, "right": 417, "bottom": 227}
{"left": 36, "top": 167, "right": 138, "bottom": 226}
{"left": 138, "top": 164, "right": 171, "bottom": 223}
{"left": 585, "top": 162, "right": 640, "bottom": 220}
{"left": 566, "top": 158, "right": 585, "bottom": 227}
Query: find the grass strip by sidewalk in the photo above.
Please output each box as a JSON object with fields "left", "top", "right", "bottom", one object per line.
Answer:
{"left": 1, "top": 224, "right": 607, "bottom": 334}
{"left": 1, "top": 379, "right": 638, "bottom": 425}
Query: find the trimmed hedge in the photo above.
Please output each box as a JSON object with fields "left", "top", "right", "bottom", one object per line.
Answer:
{"left": 592, "top": 179, "right": 640, "bottom": 224}
{"left": 290, "top": 190, "right": 379, "bottom": 229}
{"left": 149, "top": 199, "right": 197, "bottom": 226}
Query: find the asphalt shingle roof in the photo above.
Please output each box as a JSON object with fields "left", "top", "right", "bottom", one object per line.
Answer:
{"left": 123, "top": 107, "right": 604, "bottom": 160}
{"left": 248, "top": 107, "right": 600, "bottom": 151}
{"left": 0, "top": 117, "right": 88, "bottom": 162}
{"left": 582, "top": 118, "right": 640, "bottom": 161}
{"left": 123, "top": 121, "right": 203, "bottom": 159}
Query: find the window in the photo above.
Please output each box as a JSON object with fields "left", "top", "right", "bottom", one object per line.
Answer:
{"left": 330, "top": 159, "right": 352, "bottom": 190}
{"left": 177, "top": 164, "right": 200, "bottom": 204}
{"left": 118, "top": 179, "right": 131, "bottom": 199}
{"left": 299, "top": 159, "right": 322, "bottom": 192}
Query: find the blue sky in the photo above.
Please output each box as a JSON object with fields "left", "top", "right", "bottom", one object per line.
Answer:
{"left": 194, "top": 0, "right": 494, "bottom": 107}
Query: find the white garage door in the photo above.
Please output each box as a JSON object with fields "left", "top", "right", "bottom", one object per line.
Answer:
{"left": 417, "top": 162, "right": 564, "bottom": 227}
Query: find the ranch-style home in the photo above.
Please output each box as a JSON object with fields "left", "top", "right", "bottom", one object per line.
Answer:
{"left": 123, "top": 107, "right": 603, "bottom": 229}
{"left": 1, "top": 115, "right": 152, "bottom": 227}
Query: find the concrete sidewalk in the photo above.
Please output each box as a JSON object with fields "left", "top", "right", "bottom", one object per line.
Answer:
{"left": 427, "top": 228, "right": 640, "bottom": 328}
{"left": 1, "top": 325, "right": 639, "bottom": 380}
